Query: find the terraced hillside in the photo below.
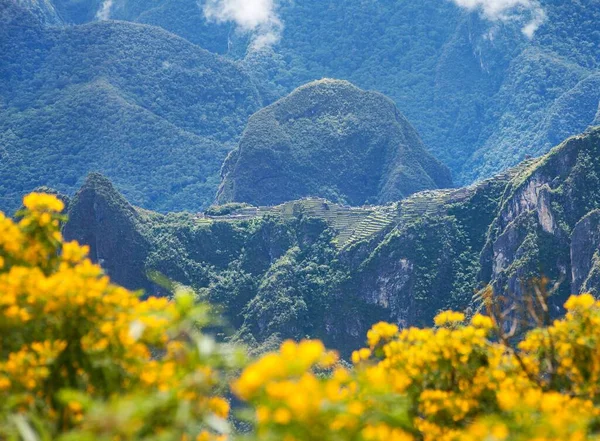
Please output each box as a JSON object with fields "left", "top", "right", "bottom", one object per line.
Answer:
{"left": 203, "top": 162, "right": 524, "bottom": 249}
{"left": 203, "top": 198, "right": 379, "bottom": 247}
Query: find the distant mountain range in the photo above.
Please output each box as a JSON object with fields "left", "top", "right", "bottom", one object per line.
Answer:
{"left": 1, "top": 1, "right": 260, "bottom": 212}
{"left": 2, "top": 0, "right": 599, "bottom": 213}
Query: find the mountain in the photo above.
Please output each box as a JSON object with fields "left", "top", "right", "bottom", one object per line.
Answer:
{"left": 4, "top": 0, "right": 599, "bottom": 211}
{"left": 50, "top": 0, "right": 600, "bottom": 186}
{"left": 0, "top": 2, "right": 261, "bottom": 213}
{"left": 63, "top": 127, "right": 600, "bottom": 355}
{"left": 50, "top": 0, "right": 233, "bottom": 53}
{"left": 0, "top": 0, "right": 63, "bottom": 25}
{"left": 249, "top": 0, "right": 600, "bottom": 184}
{"left": 62, "top": 173, "right": 152, "bottom": 292}
{"left": 217, "top": 79, "right": 452, "bottom": 206}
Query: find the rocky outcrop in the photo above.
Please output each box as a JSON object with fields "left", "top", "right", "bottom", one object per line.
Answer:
{"left": 571, "top": 210, "right": 600, "bottom": 295}
{"left": 480, "top": 128, "right": 600, "bottom": 303}
{"left": 62, "top": 128, "right": 600, "bottom": 354}
{"left": 63, "top": 173, "right": 152, "bottom": 292}
{"left": 347, "top": 128, "right": 600, "bottom": 329}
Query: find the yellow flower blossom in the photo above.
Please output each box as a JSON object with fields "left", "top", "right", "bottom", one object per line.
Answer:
{"left": 434, "top": 311, "right": 466, "bottom": 327}
{"left": 0, "top": 193, "right": 232, "bottom": 440}
{"left": 22, "top": 193, "right": 64, "bottom": 212}
{"left": 4, "top": 192, "right": 600, "bottom": 441}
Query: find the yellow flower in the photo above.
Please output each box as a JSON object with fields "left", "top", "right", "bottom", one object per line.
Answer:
{"left": 434, "top": 311, "right": 465, "bottom": 327}
{"left": 67, "top": 401, "right": 82, "bottom": 412}
{"left": 367, "top": 322, "right": 399, "bottom": 348}
{"left": 23, "top": 193, "right": 64, "bottom": 213}
{"left": 256, "top": 406, "right": 270, "bottom": 424}
{"left": 564, "top": 293, "right": 596, "bottom": 311}
{"left": 273, "top": 408, "right": 292, "bottom": 425}
{"left": 470, "top": 314, "right": 493, "bottom": 330}
{"left": 208, "top": 397, "right": 230, "bottom": 419}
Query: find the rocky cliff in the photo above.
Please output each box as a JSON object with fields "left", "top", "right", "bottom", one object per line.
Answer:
{"left": 63, "top": 173, "right": 152, "bottom": 292}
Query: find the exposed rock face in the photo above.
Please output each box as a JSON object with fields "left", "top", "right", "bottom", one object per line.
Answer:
{"left": 571, "top": 210, "right": 600, "bottom": 295}
{"left": 480, "top": 128, "right": 600, "bottom": 305}
{"left": 217, "top": 79, "right": 452, "bottom": 207}
{"left": 347, "top": 128, "right": 600, "bottom": 327}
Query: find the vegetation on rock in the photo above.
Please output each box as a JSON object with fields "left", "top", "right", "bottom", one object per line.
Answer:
{"left": 62, "top": 128, "right": 600, "bottom": 355}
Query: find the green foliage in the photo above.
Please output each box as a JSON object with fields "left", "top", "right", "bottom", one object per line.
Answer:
{"left": 261, "top": 0, "right": 600, "bottom": 183}
{"left": 0, "top": 12, "right": 261, "bottom": 213}
{"left": 3, "top": 0, "right": 600, "bottom": 210}
{"left": 217, "top": 80, "right": 451, "bottom": 207}
{"left": 63, "top": 130, "right": 600, "bottom": 358}
{"left": 205, "top": 204, "right": 253, "bottom": 217}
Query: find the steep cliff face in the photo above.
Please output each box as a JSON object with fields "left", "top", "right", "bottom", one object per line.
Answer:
{"left": 217, "top": 79, "right": 452, "bottom": 207}
{"left": 347, "top": 176, "right": 512, "bottom": 327}
{"left": 480, "top": 128, "right": 600, "bottom": 305}
{"left": 571, "top": 210, "right": 600, "bottom": 296}
{"left": 352, "top": 128, "right": 600, "bottom": 329}
{"left": 63, "top": 128, "right": 600, "bottom": 355}
{"left": 62, "top": 173, "right": 152, "bottom": 292}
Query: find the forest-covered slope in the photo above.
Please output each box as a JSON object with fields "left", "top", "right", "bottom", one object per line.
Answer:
{"left": 0, "top": 2, "right": 261, "bottom": 213}
{"left": 238, "top": 0, "right": 600, "bottom": 184}
{"left": 217, "top": 79, "right": 452, "bottom": 206}
{"left": 3, "top": 0, "right": 599, "bottom": 212}
{"left": 63, "top": 127, "right": 600, "bottom": 355}
{"left": 47, "top": 0, "right": 600, "bottom": 185}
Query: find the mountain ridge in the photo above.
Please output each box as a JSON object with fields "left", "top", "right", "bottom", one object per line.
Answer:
{"left": 0, "top": 11, "right": 262, "bottom": 213}
{"left": 63, "top": 127, "right": 600, "bottom": 354}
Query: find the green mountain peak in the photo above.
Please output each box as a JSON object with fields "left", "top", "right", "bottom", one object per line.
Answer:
{"left": 217, "top": 79, "right": 452, "bottom": 206}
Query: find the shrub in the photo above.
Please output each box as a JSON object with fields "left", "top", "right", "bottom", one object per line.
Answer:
{"left": 0, "top": 193, "right": 242, "bottom": 440}
{"left": 2, "top": 193, "right": 600, "bottom": 441}
{"left": 238, "top": 302, "right": 600, "bottom": 441}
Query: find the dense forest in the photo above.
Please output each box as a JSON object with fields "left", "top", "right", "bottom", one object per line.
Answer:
{"left": 2, "top": 0, "right": 600, "bottom": 363}
{"left": 2, "top": 0, "right": 600, "bottom": 214}
{"left": 0, "top": 3, "right": 260, "bottom": 212}
{"left": 45, "top": 0, "right": 600, "bottom": 179}
{"left": 217, "top": 79, "right": 452, "bottom": 206}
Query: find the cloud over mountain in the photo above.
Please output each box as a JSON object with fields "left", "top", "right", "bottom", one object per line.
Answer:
{"left": 449, "top": 0, "right": 546, "bottom": 37}
{"left": 202, "top": 0, "right": 282, "bottom": 49}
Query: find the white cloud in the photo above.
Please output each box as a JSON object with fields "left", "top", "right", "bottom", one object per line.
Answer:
{"left": 449, "top": 0, "right": 546, "bottom": 38}
{"left": 96, "top": 0, "right": 113, "bottom": 20}
{"left": 202, "top": 0, "right": 282, "bottom": 50}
